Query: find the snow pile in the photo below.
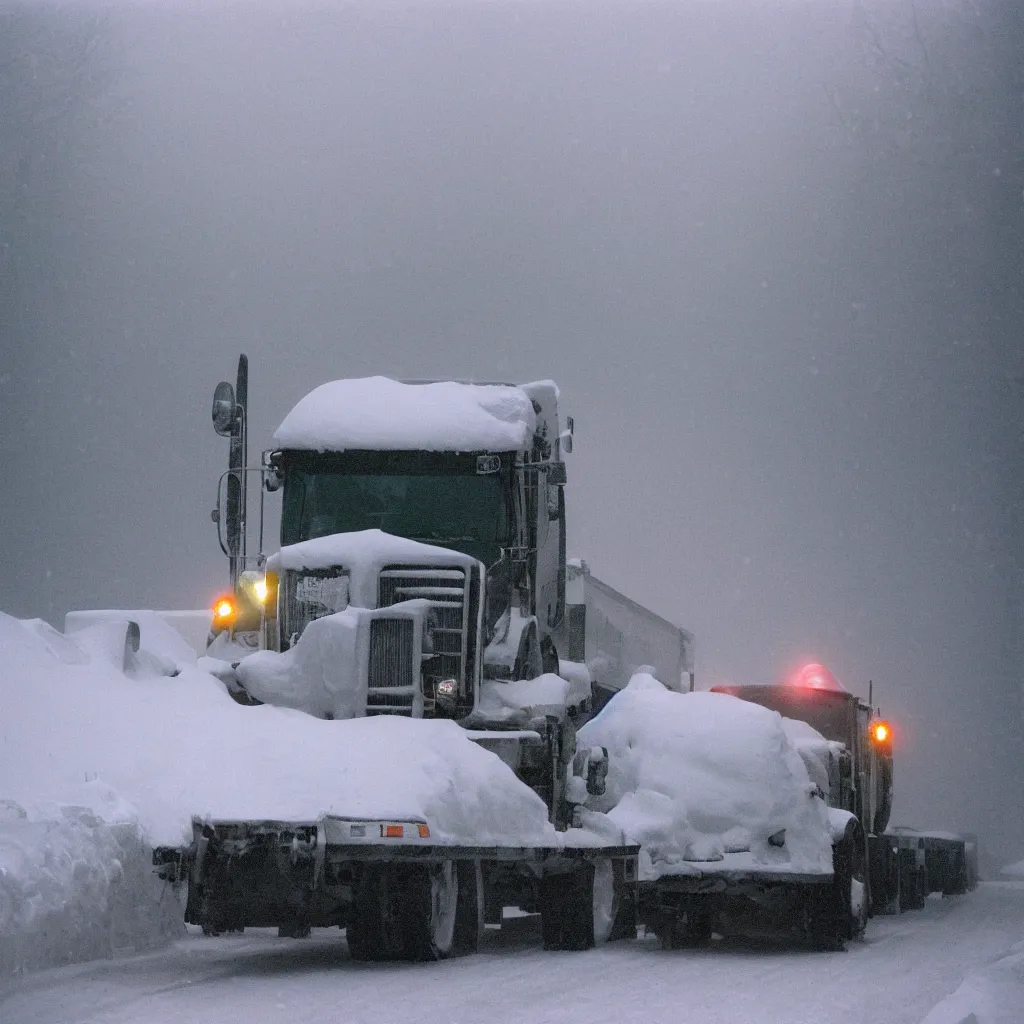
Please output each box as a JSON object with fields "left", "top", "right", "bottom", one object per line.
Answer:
{"left": 65, "top": 609, "right": 211, "bottom": 660}
{"left": 273, "top": 377, "right": 537, "bottom": 453}
{"left": 576, "top": 674, "right": 833, "bottom": 879}
{"left": 779, "top": 715, "right": 844, "bottom": 798}
{"left": 1000, "top": 859, "right": 1024, "bottom": 879}
{"left": 236, "top": 607, "right": 369, "bottom": 720}
{"left": 475, "top": 674, "right": 592, "bottom": 725}
{"left": 0, "top": 611, "right": 556, "bottom": 849}
{"left": 0, "top": 797, "right": 184, "bottom": 979}
{"left": 919, "top": 938, "right": 1024, "bottom": 1024}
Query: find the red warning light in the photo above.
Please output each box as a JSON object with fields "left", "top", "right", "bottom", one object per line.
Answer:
{"left": 791, "top": 663, "right": 845, "bottom": 692}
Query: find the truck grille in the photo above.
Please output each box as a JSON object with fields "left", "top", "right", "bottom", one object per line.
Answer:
{"left": 279, "top": 569, "right": 349, "bottom": 650}
{"left": 367, "top": 617, "right": 417, "bottom": 714}
{"left": 379, "top": 566, "right": 469, "bottom": 706}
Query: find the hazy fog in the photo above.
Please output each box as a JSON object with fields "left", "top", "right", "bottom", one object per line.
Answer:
{"left": 2, "top": 0, "right": 1021, "bottom": 864}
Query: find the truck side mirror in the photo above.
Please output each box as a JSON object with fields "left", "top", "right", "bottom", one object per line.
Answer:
{"left": 212, "top": 381, "right": 236, "bottom": 436}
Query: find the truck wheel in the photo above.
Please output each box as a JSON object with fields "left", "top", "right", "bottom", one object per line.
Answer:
{"left": 899, "top": 855, "right": 925, "bottom": 911}
{"left": 942, "top": 849, "right": 969, "bottom": 896}
{"left": 607, "top": 859, "right": 639, "bottom": 941}
{"left": 346, "top": 865, "right": 404, "bottom": 962}
{"left": 452, "top": 861, "right": 485, "bottom": 955}
{"left": 400, "top": 861, "right": 480, "bottom": 961}
{"left": 657, "top": 903, "right": 714, "bottom": 950}
{"left": 810, "top": 820, "right": 868, "bottom": 949}
{"left": 592, "top": 859, "right": 618, "bottom": 943}
{"left": 541, "top": 860, "right": 619, "bottom": 950}
{"left": 835, "top": 820, "right": 868, "bottom": 941}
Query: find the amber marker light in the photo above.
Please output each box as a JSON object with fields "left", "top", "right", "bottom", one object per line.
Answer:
{"left": 263, "top": 571, "right": 279, "bottom": 608}
{"left": 871, "top": 721, "right": 892, "bottom": 744}
{"left": 212, "top": 594, "right": 237, "bottom": 628}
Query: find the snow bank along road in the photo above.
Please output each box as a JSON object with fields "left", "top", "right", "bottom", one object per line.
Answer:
{"left": 2, "top": 882, "right": 1021, "bottom": 1024}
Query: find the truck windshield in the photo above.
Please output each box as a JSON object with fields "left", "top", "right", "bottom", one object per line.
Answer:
{"left": 280, "top": 452, "right": 512, "bottom": 568}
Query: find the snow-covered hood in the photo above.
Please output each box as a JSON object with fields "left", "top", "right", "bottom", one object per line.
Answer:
{"left": 267, "top": 529, "right": 481, "bottom": 609}
{"left": 272, "top": 377, "right": 538, "bottom": 453}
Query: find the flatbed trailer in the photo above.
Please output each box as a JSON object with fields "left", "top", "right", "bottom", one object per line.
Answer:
{"left": 155, "top": 816, "right": 640, "bottom": 959}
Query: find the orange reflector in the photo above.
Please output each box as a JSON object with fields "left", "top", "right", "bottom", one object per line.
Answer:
{"left": 871, "top": 721, "right": 891, "bottom": 744}
{"left": 417, "top": 824, "right": 431, "bottom": 839}
{"left": 382, "top": 824, "right": 404, "bottom": 839}
{"left": 212, "top": 594, "right": 237, "bottom": 626}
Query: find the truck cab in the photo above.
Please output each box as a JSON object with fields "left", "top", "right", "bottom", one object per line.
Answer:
{"left": 260, "top": 377, "right": 568, "bottom": 694}
{"left": 712, "top": 665, "right": 893, "bottom": 837}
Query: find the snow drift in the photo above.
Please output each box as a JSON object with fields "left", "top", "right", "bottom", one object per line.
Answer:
{"left": 0, "top": 798, "right": 184, "bottom": 979}
{"left": 577, "top": 674, "right": 834, "bottom": 879}
{"left": 0, "top": 612, "right": 556, "bottom": 849}
{"left": 919, "top": 935, "right": 1024, "bottom": 1024}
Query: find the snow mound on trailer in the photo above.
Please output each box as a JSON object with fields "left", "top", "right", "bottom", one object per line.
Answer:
{"left": 0, "top": 612, "right": 556, "bottom": 850}
{"left": 273, "top": 376, "right": 537, "bottom": 453}
{"left": 577, "top": 674, "right": 833, "bottom": 879}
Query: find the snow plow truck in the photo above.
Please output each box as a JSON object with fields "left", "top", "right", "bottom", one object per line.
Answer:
{"left": 638, "top": 664, "right": 976, "bottom": 951}
{"left": 154, "top": 356, "right": 693, "bottom": 959}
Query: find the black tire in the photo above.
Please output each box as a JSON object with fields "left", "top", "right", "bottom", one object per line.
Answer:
{"left": 541, "top": 860, "right": 619, "bottom": 951}
{"left": 942, "top": 849, "right": 969, "bottom": 896}
{"left": 835, "top": 820, "right": 869, "bottom": 941}
{"left": 810, "top": 819, "right": 868, "bottom": 949}
{"left": 899, "top": 854, "right": 926, "bottom": 911}
{"left": 871, "top": 838, "right": 901, "bottom": 916}
{"left": 657, "top": 902, "right": 714, "bottom": 950}
{"left": 452, "top": 861, "right": 485, "bottom": 956}
{"left": 607, "top": 860, "right": 639, "bottom": 942}
{"left": 346, "top": 865, "right": 404, "bottom": 962}
{"left": 399, "top": 862, "right": 460, "bottom": 960}
{"left": 400, "top": 861, "right": 481, "bottom": 961}
{"left": 541, "top": 866, "right": 592, "bottom": 951}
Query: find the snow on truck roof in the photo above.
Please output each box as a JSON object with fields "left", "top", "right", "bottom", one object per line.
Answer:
{"left": 273, "top": 376, "right": 544, "bottom": 453}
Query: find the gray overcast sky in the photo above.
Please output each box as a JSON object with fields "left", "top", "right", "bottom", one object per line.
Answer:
{"left": 1, "top": 0, "right": 1022, "bottom": 864}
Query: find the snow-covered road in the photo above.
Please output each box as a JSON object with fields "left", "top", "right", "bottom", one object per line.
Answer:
{"left": 3, "top": 882, "right": 1021, "bottom": 1024}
